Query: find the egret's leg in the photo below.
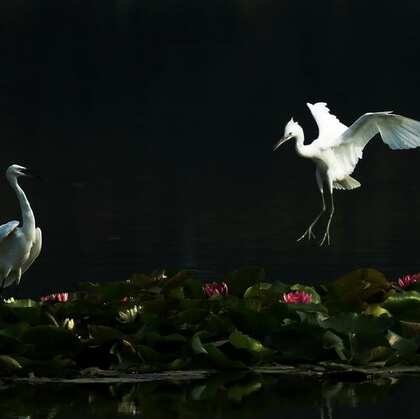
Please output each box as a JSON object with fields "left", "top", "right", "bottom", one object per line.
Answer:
{"left": 297, "top": 190, "right": 326, "bottom": 242}
{"left": 13, "top": 270, "right": 22, "bottom": 300}
{"left": 0, "top": 271, "right": 8, "bottom": 296}
{"left": 320, "top": 192, "right": 334, "bottom": 246}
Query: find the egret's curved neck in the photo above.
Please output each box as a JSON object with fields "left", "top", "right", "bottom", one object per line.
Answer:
{"left": 8, "top": 176, "right": 35, "bottom": 234}
{"left": 294, "top": 130, "right": 309, "bottom": 157}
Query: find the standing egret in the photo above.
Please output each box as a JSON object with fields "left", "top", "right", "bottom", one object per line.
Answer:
{"left": 273, "top": 102, "right": 420, "bottom": 245}
{"left": 0, "top": 164, "right": 42, "bottom": 291}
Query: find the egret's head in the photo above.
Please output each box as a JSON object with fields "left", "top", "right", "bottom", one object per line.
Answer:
{"left": 6, "top": 164, "right": 29, "bottom": 179}
{"left": 273, "top": 118, "right": 302, "bottom": 151}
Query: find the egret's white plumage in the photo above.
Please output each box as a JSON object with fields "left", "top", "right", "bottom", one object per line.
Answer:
{"left": 274, "top": 102, "right": 420, "bottom": 245}
{"left": 0, "top": 165, "right": 42, "bottom": 290}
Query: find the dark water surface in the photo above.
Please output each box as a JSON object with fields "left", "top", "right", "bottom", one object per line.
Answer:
{"left": 3, "top": 1, "right": 420, "bottom": 295}
{"left": 2, "top": 374, "right": 419, "bottom": 419}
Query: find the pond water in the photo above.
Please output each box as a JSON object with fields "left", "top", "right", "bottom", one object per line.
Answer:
{"left": 2, "top": 374, "right": 419, "bottom": 419}
{"left": 4, "top": 1, "right": 420, "bottom": 298}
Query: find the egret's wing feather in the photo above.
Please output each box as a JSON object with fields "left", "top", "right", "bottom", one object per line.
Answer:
{"left": 329, "top": 112, "right": 420, "bottom": 179}
{"left": 307, "top": 102, "right": 348, "bottom": 146}
{"left": 22, "top": 227, "right": 42, "bottom": 274}
{"left": 0, "top": 221, "right": 20, "bottom": 241}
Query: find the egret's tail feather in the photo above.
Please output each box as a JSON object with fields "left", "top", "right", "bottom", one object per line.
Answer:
{"left": 333, "top": 176, "right": 361, "bottom": 190}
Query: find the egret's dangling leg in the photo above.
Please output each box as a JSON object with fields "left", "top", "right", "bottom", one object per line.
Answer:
{"left": 297, "top": 191, "right": 326, "bottom": 241}
{"left": 297, "top": 169, "right": 326, "bottom": 241}
{"left": 320, "top": 186, "right": 334, "bottom": 246}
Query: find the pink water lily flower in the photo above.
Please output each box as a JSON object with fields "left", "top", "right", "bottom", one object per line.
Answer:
{"left": 398, "top": 273, "right": 420, "bottom": 289}
{"left": 282, "top": 291, "right": 313, "bottom": 304}
{"left": 203, "top": 282, "right": 228, "bottom": 298}
{"left": 40, "top": 292, "right": 69, "bottom": 303}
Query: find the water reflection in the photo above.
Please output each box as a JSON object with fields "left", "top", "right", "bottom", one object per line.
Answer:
{"left": 2, "top": 372, "right": 417, "bottom": 419}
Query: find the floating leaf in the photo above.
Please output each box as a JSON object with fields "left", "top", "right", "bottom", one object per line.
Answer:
{"left": 383, "top": 291, "right": 420, "bottom": 321}
{"left": 243, "top": 283, "right": 272, "bottom": 299}
{"left": 387, "top": 330, "right": 418, "bottom": 360}
{"left": 364, "top": 304, "right": 392, "bottom": 318}
{"left": 22, "top": 325, "right": 81, "bottom": 358}
{"left": 0, "top": 355, "right": 22, "bottom": 374}
{"left": 202, "top": 343, "right": 245, "bottom": 369}
{"left": 323, "top": 330, "right": 347, "bottom": 361}
{"left": 321, "top": 312, "right": 392, "bottom": 337}
{"left": 323, "top": 269, "right": 392, "bottom": 313}
{"left": 161, "top": 271, "right": 192, "bottom": 293}
{"left": 229, "top": 330, "right": 264, "bottom": 353}
{"left": 225, "top": 266, "right": 265, "bottom": 297}
{"left": 192, "top": 332, "right": 209, "bottom": 355}
{"left": 89, "top": 325, "right": 123, "bottom": 345}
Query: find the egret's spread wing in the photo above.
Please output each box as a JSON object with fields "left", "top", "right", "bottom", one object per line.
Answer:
{"left": 329, "top": 112, "right": 420, "bottom": 179}
{"left": 22, "top": 227, "right": 42, "bottom": 274}
{"left": 339, "top": 112, "right": 420, "bottom": 150}
{"left": 0, "top": 221, "right": 19, "bottom": 241}
{"left": 307, "top": 102, "right": 348, "bottom": 146}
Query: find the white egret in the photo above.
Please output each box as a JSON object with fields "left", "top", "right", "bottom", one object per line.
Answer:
{"left": 0, "top": 164, "right": 42, "bottom": 291}
{"left": 274, "top": 102, "right": 420, "bottom": 245}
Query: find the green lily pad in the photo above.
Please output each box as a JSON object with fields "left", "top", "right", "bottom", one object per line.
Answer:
{"left": 323, "top": 269, "right": 392, "bottom": 313}
{"left": 202, "top": 342, "right": 246, "bottom": 369}
{"left": 88, "top": 325, "right": 123, "bottom": 345}
{"left": 22, "top": 325, "right": 81, "bottom": 358}
{"left": 383, "top": 291, "right": 420, "bottom": 321}
{"left": 225, "top": 266, "right": 266, "bottom": 297}
{"left": 192, "top": 332, "right": 209, "bottom": 355}
{"left": 229, "top": 330, "right": 264, "bottom": 353}
{"left": 0, "top": 355, "right": 22, "bottom": 374}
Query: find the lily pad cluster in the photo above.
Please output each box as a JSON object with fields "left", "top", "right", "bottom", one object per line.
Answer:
{"left": 1, "top": 267, "right": 420, "bottom": 377}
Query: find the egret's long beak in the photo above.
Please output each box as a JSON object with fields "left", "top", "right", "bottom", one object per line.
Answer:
{"left": 273, "top": 134, "right": 293, "bottom": 151}
{"left": 17, "top": 166, "right": 29, "bottom": 176}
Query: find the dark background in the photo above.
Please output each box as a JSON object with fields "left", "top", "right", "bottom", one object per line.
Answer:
{"left": 2, "top": 0, "right": 420, "bottom": 295}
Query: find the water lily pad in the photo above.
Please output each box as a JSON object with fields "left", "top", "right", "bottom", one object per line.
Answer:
{"left": 322, "top": 330, "right": 347, "bottom": 361}
{"left": 22, "top": 325, "right": 81, "bottom": 358}
{"left": 88, "top": 325, "right": 123, "bottom": 345}
{"left": 0, "top": 355, "right": 22, "bottom": 374}
{"left": 224, "top": 266, "right": 265, "bottom": 297}
{"left": 323, "top": 269, "right": 392, "bottom": 313}
{"left": 229, "top": 330, "right": 264, "bottom": 353}
{"left": 192, "top": 332, "right": 209, "bottom": 355}
{"left": 202, "top": 343, "right": 245, "bottom": 369}
{"left": 383, "top": 291, "right": 420, "bottom": 321}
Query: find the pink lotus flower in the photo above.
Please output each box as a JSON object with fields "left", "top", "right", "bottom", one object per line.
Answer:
{"left": 203, "top": 282, "right": 228, "bottom": 298}
{"left": 40, "top": 292, "right": 69, "bottom": 303}
{"left": 398, "top": 273, "right": 420, "bottom": 289}
{"left": 282, "top": 291, "right": 313, "bottom": 304}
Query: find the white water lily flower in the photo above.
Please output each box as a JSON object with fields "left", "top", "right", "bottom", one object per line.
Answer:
{"left": 117, "top": 305, "right": 142, "bottom": 324}
{"left": 62, "top": 318, "right": 75, "bottom": 331}
{"left": 3, "top": 297, "right": 15, "bottom": 304}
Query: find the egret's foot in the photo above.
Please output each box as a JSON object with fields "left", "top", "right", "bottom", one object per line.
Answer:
{"left": 319, "top": 230, "right": 331, "bottom": 246}
{"left": 297, "top": 226, "right": 316, "bottom": 242}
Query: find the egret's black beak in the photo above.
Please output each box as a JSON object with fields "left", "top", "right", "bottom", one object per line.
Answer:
{"left": 273, "top": 134, "right": 293, "bottom": 151}
{"left": 19, "top": 167, "right": 30, "bottom": 177}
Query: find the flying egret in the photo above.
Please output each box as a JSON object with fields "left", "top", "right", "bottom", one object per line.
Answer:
{"left": 273, "top": 102, "right": 420, "bottom": 245}
{"left": 0, "top": 164, "right": 42, "bottom": 291}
